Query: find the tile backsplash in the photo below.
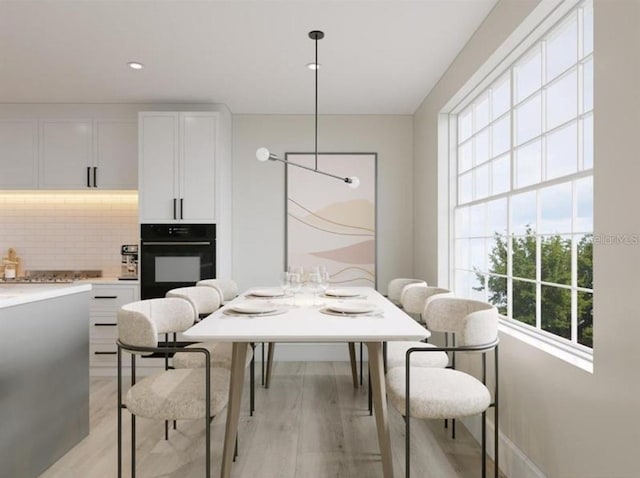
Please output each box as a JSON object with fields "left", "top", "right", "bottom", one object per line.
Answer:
{"left": 0, "top": 192, "right": 138, "bottom": 277}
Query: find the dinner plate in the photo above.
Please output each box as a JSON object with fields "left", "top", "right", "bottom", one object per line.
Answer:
{"left": 327, "top": 300, "right": 376, "bottom": 314}
{"left": 228, "top": 301, "right": 279, "bottom": 314}
{"left": 247, "top": 288, "right": 286, "bottom": 298}
{"left": 324, "top": 288, "right": 361, "bottom": 298}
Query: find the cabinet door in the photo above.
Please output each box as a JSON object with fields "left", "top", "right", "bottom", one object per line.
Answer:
{"left": 39, "top": 119, "right": 93, "bottom": 189}
{"left": 180, "top": 113, "right": 216, "bottom": 222}
{"left": 139, "top": 113, "right": 179, "bottom": 222}
{"left": 94, "top": 120, "right": 137, "bottom": 189}
{"left": 0, "top": 120, "right": 38, "bottom": 188}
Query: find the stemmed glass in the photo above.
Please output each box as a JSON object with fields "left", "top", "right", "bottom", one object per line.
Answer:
{"left": 306, "top": 271, "right": 323, "bottom": 306}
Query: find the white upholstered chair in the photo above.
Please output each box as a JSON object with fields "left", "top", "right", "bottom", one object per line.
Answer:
{"left": 196, "top": 278, "right": 239, "bottom": 305}
{"left": 117, "top": 298, "right": 232, "bottom": 478}
{"left": 387, "top": 278, "right": 427, "bottom": 307}
{"left": 385, "top": 298, "right": 500, "bottom": 478}
{"left": 166, "top": 286, "right": 255, "bottom": 415}
{"left": 385, "top": 286, "right": 454, "bottom": 370}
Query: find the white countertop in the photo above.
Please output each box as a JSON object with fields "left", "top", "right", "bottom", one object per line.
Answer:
{"left": 0, "top": 283, "right": 92, "bottom": 309}
{"left": 74, "top": 277, "right": 139, "bottom": 285}
{"left": 184, "top": 287, "right": 428, "bottom": 343}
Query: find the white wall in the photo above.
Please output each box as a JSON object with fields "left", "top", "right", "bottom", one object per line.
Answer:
{"left": 232, "top": 114, "right": 414, "bottom": 293}
{"left": 413, "top": 0, "right": 640, "bottom": 477}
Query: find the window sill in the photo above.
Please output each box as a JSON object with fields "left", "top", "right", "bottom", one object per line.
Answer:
{"left": 498, "top": 319, "right": 593, "bottom": 374}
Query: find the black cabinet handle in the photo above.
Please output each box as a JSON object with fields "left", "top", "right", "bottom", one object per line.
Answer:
{"left": 87, "top": 166, "right": 91, "bottom": 187}
{"left": 93, "top": 295, "right": 118, "bottom": 299}
{"left": 93, "top": 166, "right": 97, "bottom": 188}
{"left": 94, "top": 323, "right": 117, "bottom": 327}
{"left": 180, "top": 198, "right": 184, "bottom": 219}
{"left": 94, "top": 351, "right": 117, "bottom": 355}
{"left": 173, "top": 198, "right": 177, "bottom": 219}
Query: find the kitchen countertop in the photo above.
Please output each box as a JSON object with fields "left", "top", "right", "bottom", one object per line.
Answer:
{"left": 0, "top": 283, "right": 92, "bottom": 309}
{"left": 74, "top": 277, "right": 139, "bottom": 285}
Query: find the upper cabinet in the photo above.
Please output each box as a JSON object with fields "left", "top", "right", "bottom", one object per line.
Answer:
{"left": 0, "top": 117, "right": 137, "bottom": 190}
{"left": 39, "top": 119, "right": 137, "bottom": 189}
{"left": 0, "top": 120, "right": 38, "bottom": 189}
{"left": 139, "top": 112, "right": 217, "bottom": 223}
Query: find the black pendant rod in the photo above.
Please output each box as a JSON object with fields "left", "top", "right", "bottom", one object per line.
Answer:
{"left": 309, "top": 30, "right": 324, "bottom": 172}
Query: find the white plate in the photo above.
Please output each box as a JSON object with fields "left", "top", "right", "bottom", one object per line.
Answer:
{"left": 229, "top": 301, "right": 279, "bottom": 314}
{"left": 327, "top": 300, "right": 376, "bottom": 314}
{"left": 325, "top": 288, "right": 361, "bottom": 298}
{"left": 248, "top": 288, "right": 285, "bottom": 298}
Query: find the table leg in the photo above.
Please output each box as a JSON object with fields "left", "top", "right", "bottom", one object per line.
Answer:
{"left": 348, "top": 342, "right": 359, "bottom": 388}
{"left": 220, "top": 342, "right": 248, "bottom": 478}
{"left": 366, "top": 342, "right": 394, "bottom": 478}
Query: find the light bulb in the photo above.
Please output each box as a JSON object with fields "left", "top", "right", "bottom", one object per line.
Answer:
{"left": 347, "top": 176, "right": 360, "bottom": 189}
{"left": 256, "top": 147, "right": 271, "bottom": 162}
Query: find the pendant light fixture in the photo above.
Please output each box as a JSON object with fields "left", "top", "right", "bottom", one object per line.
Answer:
{"left": 256, "top": 30, "right": 360, "bottom": 189}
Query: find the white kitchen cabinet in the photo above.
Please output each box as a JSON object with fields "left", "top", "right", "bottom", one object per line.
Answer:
{"left": 89, "top": 283, "right": 140, "bottom": 375}
{"left": 0, "top": 120, "right": 38, "bottom": 189}
{"left": 39, "top": 119, "right": 93, "bottom": 189}
{"left": 38, "top": 118, "right": 137, "bottom": 190}
{"left": 94, "top": 120, "right": 138, "bottom": 189}
{"left": 139, "top": 112, "right": 217, "bottom": 223}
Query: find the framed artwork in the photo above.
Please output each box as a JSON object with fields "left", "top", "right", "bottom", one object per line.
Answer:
{"left": 285, "top": 152, "right": 377, "bottom": 287}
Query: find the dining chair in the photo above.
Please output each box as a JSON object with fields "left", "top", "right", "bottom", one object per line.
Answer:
{"left": 167, "top": 286, "right": 256, "bottom": 415}
{"left": 117, "top": 297, "right": 232, "bottom": 478}
{"left": 385, "top": 286, "right": 454, "bottom": 370}
{"left": 196, "top": 278, "right": 239, "bottom": 304}
{"left": 385, "top": 297, "right": 500, "bottom": 478}
{"left": 387, "top": 278, "right": 427, "bottom": 307}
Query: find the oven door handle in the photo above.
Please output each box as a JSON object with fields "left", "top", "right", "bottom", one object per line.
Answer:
{"left": 142, "top": 241, "right": 212, "bottom": 246}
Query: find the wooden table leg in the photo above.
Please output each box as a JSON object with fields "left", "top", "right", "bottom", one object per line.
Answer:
{"left": 348, "top": 342, "right": 359, "bottom": 388}
{"left": 366, "top": 341, "right": 394, "bottom": 478}
{"left": 265, "top": 342, "right": 275, "bottom": 388}
{"left": 220, "top": 342, "right": 248, "bottom": 478}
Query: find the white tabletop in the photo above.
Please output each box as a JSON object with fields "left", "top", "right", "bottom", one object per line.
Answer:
{"left": 183, "top": 287, "right": 429, "bottom": 342}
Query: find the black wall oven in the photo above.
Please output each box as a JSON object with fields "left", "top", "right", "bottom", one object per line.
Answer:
{"left": 140, "top": 224, "right": 216, "bottom": 299}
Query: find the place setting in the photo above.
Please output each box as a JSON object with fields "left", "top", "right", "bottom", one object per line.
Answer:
{"left": 322, "top": 287, "right": 367, "bottom": 300}
{"left": 222, "top": 300, "right": 288, "bottom": 318}
{"left": 319, "top": 299, "right": 382, "bottom": 318}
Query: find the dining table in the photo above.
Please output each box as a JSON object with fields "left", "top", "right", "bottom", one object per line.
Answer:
{"left": 183, "top": 286, "right": 428, "bottom": 478}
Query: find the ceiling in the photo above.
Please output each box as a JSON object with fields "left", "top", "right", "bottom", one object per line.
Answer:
{"left": 0, "top": 0, "right": 497, "bottom": 114}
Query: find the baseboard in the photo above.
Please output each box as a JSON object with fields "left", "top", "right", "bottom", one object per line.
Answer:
{"left": 460, "top": 416, "right": 547, "bottom": 478}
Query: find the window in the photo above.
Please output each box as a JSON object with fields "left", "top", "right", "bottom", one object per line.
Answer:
{"left": 452, "top": 0, "right": 593, "bottom": 349}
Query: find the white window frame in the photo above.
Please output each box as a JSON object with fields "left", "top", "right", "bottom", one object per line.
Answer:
{"left": 441, "top": 0, "right": 594, "bottom": 368}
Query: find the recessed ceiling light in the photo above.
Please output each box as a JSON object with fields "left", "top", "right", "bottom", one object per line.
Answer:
{"left": 306, "top": 62, "right": 321, "bottom": 70}
{"left": 127, "top": 62, "right": 143, "bottom": 70}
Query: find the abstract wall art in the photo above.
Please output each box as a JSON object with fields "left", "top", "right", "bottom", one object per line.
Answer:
{"left": 285, "top": 152, "right": 377, "bottom": 287}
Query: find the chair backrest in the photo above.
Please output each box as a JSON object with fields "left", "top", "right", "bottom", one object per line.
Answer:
{"left": 387, "top": 278, "right": 427, "bottom": 305}
{"left": 196, "top": 279, "right": 239, "bottom": 302}
{"left": 118, "top": 298, "right": 195, "bottom": 348}
{"left": 400, "top": 284, "right": 453, "bottom": 315}
{"left": 423, "top": 297, "right": 498, "bottom": 346}
{"left": 166, "top": 286, "right": 221, "bottom": 317}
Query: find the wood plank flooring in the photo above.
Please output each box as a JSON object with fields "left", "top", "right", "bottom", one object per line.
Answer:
{"left": 39, "top": 362, "right": 502, "bottom": 478}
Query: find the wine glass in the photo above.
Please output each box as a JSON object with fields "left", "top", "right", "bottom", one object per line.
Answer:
{"left": 281, "top": 271, "right": 292, "bottom": 296}
{"left": 306, "top": 271, "right": 323, "bottom": 306}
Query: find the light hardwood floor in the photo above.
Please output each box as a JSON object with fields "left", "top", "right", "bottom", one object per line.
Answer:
{"left": 39, "top": 362, "right": 502, "bottom": 478}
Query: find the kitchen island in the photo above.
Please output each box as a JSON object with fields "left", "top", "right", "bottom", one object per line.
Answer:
{"left": 0, "top": 283, "right": 92, "bottom": 478}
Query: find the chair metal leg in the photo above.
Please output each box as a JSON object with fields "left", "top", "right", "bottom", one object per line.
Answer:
{"left": 382, "top": 341, "right": 387, "bottom": 373}
{"left": 117, "top": 347, "right": 122, "bottom": 478}
{"left": 482, "top": 410, "right": 487, "bottom": 478}
{"left": 233, "top": 434, "right": 238, "bottom": 462}
{"left": 405, "top": 363, "right": 411, "bottom": 478}
{"left": 131, "top": 354, "right": 136, "bottom": 478}
{"left": 494, "top": 345, "right": 500, "bottom": 478}
{"left": 205, "top": 355, "right": 211, "bottom": 478}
